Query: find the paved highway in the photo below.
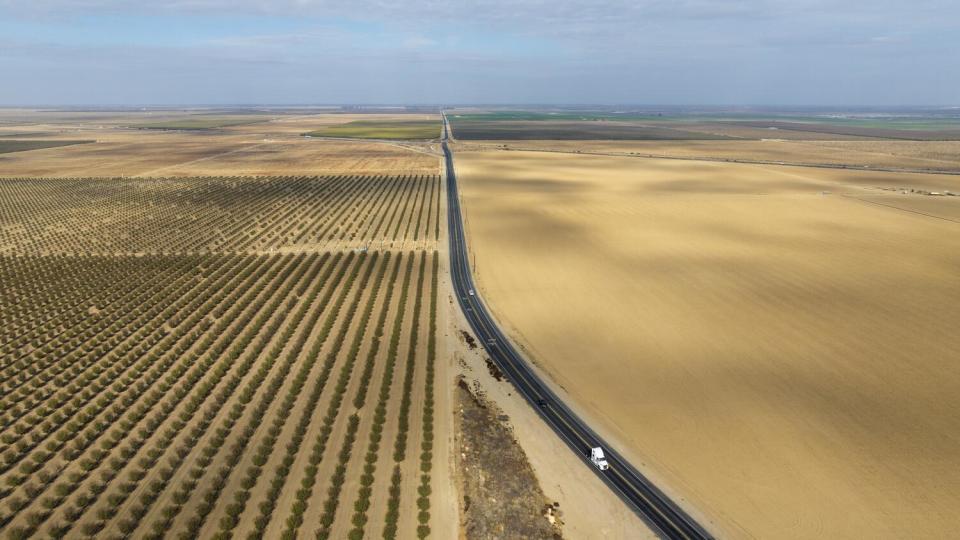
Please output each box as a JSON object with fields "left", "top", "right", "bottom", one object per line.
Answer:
{"left": 442, "top": 113, "right": 713, "bottom": 540}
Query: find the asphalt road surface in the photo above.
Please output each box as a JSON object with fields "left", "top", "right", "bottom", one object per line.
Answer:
{"left": 442, "top": 113, "right": 713, "bottom": 540}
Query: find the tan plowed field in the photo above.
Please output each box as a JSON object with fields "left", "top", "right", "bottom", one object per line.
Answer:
{"left": 455, "top": 149, "right": 960, "bottom": 539}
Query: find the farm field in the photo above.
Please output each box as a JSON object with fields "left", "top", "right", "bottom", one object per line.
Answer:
{"left": 0, "top": 174, "right": 442, "bottom": 255}
{"left": 129, "top": 116, "right": 276, "bottom": 131}
{"left": 0, "top": 111, "right": 440, "bottom": 177}
{"left": 454, "top": 149, "right": 960, "bottom": 539}
{"left": 0, "top": 133, "right": 436, "bottom": 178}
{"left": 448, "top": 119, "right": 735, "bottom": 141}
{"left": 726, "top": 119, "right": 960, "bottom": 140}
{"left": 0, "top": 165, "right": 446, "bottom": 539}
{"left": 447, "top": 109, "right": 960, "bottom": 142}
{"left": 456, "top": 139, "right": 960, "bottom": 174}
{"left": 0, "top": 108, "right": 623, "bottom": 540}
{"left": 0, "top": 141, "right": 94, "bottom": 155}
{"left": 307, "top": 120, "right": 441, "bottom": 140}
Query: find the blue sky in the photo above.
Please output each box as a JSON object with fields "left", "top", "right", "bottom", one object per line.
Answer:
{"left": 0, "top": 1, "right": 958, "bottom": 105}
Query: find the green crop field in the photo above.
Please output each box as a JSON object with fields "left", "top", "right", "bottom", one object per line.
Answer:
{"left": 0, "top": 140, "right": 93, "bottom": 154}
{"left": 306, "top": 120, "right": 440, "bottom": 140}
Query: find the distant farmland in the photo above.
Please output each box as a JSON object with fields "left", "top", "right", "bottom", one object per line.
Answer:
{"left": 728, "top": 120, "right": 960, "bottom": 140}
{"left": 450, "top": 111, "right": 670, "bottom": 122}
{"left": 130, "top": 116, "right": 273, "bottom": 130}
{"left": 0, "top": 140, "right": 93, "bottom": 154}
{"left": 447, "top": 109, "right": 960, "bottom": 141}
{"left": 306, "top": 120, "right": 440, "bottom": 140}
{"left": 448, "top": 119, "right": 737, "bottom": 140}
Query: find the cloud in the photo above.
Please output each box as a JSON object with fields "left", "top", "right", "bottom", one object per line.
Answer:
{"left": 0, "top": 0, "right": 958, "bottom": 104}
{"left": 402, "top": 35, "right": 438, "bottom": 50}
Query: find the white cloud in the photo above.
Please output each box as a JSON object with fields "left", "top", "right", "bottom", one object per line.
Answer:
{"left": 0, "top": 0, "right": 958, "bottom": 104}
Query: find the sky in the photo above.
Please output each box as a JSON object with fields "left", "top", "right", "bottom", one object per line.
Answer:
{"left": 0, "top": 0, "right": 958, "bottom": 106}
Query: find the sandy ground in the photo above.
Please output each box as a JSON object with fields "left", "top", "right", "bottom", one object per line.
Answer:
{"left": 454, "top": 139, "right": 960, "bottom": 174}
{"left": 0, "top": 113, "right": 439, "bottom": 177}
{"left": 455, "top": 149, "right": 960, "bottom": 539}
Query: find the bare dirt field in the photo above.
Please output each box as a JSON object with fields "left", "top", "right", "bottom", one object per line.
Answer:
{"left": 454, "top": 139, "right": 960, "bottom": 174}
{"left": 455, "top": 149, "right": 960, "bottom": 539}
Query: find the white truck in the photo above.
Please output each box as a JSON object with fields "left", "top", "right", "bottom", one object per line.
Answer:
{"left": 590, "top": 447, "right": 610, "bottom": 471}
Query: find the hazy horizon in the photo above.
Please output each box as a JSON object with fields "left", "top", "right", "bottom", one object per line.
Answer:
{"left": 2, "top": 1, "right": 959, "bottom": 106}
{"left": 2, "top": 104, "right": 960, "bottom": 110}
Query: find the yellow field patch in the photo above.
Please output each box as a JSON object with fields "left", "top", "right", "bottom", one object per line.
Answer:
{"left": 456, "top": 149, "right": 960, "bottom": 539}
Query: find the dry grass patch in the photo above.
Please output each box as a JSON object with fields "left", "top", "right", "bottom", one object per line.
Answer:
{"left": 455, "top": 379, "right": 562, "bottom": 539}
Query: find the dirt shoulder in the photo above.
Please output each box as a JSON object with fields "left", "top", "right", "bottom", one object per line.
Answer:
{"left": 454, "top": 377, "right": 562, "bottom": 539}
{"left": 442, "top": 278, "right": 653, "bottom": 539}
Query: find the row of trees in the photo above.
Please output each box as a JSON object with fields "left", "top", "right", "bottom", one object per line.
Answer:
{"left": 0, "top": 253, "right": 164, "bottom": 352}
{"left": 215, "top": 252, "right": 383, "bottom": 539}
{"left": 168, "top": 253, "right": 355, "bottom": 539}
{"left": 245, "top": 252, "right": 396, "bottom": 540}
{"left": 1, "top": 253, "right": 297, "bottom": 535}
{"left": 1, "top": 254, "right": 204, "bottom": 410}
{"left": 3, "top": 250, "right": 441, "bottom": 538}
{"left": 416, "top": 252, "right": 441, "bottom": 539}
{"left": 309, "top": 253, "right": 406, "bottom": 540}
{"left": 1, "top": 253, "right": 252, "bottom": 472}
{"left": 0, "top": 174, "right": 440, "bottom": 257}
{"left": 273, "top": 252, "right": 401, "bottom": 539}
{"left": 111, "top": 253, "right": 332, "bottom": 540}
{"left": 49, "top": 254, "right": 306, "bottom": 537}
{"left": 411, "top": 175, "right": 438, "bottom": 243}
{"left": 0, "top": 253, "right": 259, "bottom": 519}
{"left": 346, "top": 253, "right": 415, "bottom": 539}
{"left": 383, "top": 251, "right": 430, "bottom": 540}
